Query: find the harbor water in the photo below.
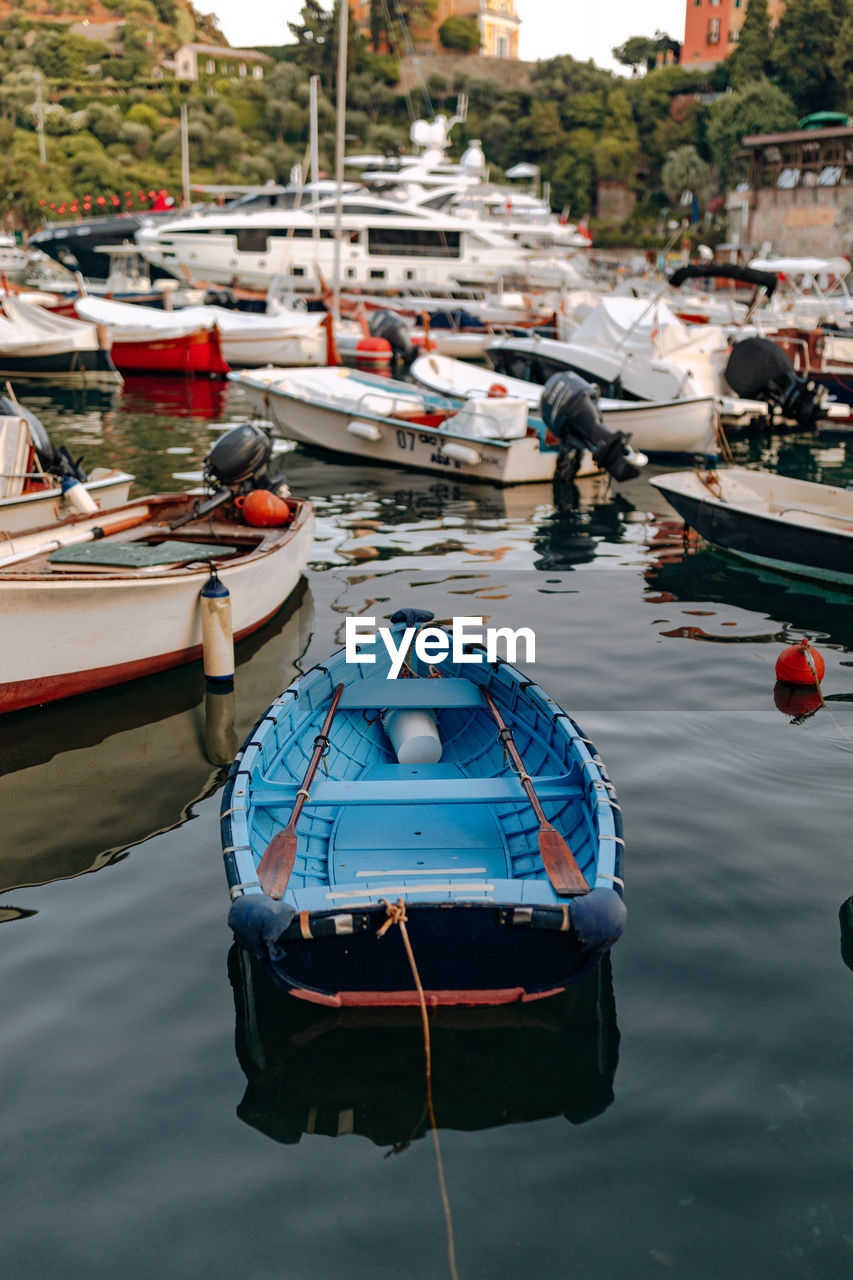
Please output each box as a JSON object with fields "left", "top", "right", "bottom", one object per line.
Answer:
{"left": 2, "top": 380, "right": 853, "bottom": 1279}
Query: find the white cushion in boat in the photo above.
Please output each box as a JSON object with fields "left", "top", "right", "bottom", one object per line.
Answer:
{"left": 450, "top": 396, "right": 528, "bottom": 440}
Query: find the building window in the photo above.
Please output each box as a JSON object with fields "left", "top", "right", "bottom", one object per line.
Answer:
{"left": 498, "top": 35, "right": 506, "bottom": 57}
{"left": 253, "top": 65, "right": 263, "bottom": 79}
{"left": 239, "top": 63, "right": 247, "bottom": 76}
{"left": 206, "top": 59, "right": 215, "bottom": 73}
{"left": 708, "top": 18, "right": 720, "bottom": 43}
{"left": 729, "top": 27, "right": 739, "bottom": 42}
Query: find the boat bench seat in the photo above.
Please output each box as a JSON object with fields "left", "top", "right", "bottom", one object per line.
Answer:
{"left": 286, "top": 877, "right": 561, "bottom": 912}
{"left": 249, "top": 774, "right": 581, "bottom": 808}
{"left": 775, "top": 506, "right": 853, "bottom": 531}
{"left": 339, "top": 676, "right": 485, "bottom": 710}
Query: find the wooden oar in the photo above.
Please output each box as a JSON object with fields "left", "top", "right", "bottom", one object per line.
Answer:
{"left": 257, "top": 682, "right": 346, "bottom": 899}
{"left": 0, "top": 507, "right": 151, "bottom": 569}
{"left": 481, "top": 687, "right": 589, "bottom": 897}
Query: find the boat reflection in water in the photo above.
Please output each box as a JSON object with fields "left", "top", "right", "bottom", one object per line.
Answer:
{"left": 0, "top": 581, "right": 313, "bottom": 906}
{"left": 119, "top": 376, "right": 227, "bottom": 420}
{"left": 229, "top": 947, "right": 619, "bottom": 1146}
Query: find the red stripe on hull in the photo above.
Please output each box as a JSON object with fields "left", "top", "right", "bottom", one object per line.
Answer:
{"left": 110, "top": 329, "right": 230, "bottom": 377}
{"left": 0, "top": 602, "right": 282, "bottom": 714}
{"left": 289, "top": 985, "right": 559, "bottom": 1008}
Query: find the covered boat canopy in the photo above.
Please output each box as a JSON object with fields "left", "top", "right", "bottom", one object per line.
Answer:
{"left": 0, "top": 294, "right": 107, "bottom": 356}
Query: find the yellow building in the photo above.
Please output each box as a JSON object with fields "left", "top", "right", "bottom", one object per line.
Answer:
{"left": 350, "top": 0, "right": 520, "bottom": 60}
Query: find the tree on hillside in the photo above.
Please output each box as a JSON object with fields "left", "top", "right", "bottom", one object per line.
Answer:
{"left": 830, "top": 14, "right": 853, "bottom": 112}
{"left": 662, "top": 144, "right": 709, "bottom": 202}
{"left": 612, "top": 31, "right": 679, "bottom": 76}
{"left": 772, "top": 0, "right": 841, "bottom": 115}
{"left": 707, "top": 78, "right": 797, "bottom": 183}
{"left": 727, "top": 0, "right": 771, "bottom": 89}
{"left": 438, "top": 16, "right": 480, "bottom": 54}
{"left": 288, "top": 1, "right": 363, "bottom": 92}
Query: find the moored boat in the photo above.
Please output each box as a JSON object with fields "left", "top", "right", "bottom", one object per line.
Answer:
{"left": 411, "top": 350, "right": 719, "bottom": 456}
{"left": 0, "top": 293, "right": 120, "bottom": 383}
{"left": 70, "top": 296, "right": 229, "bottom": 377}
{"left": 232, "top": 365, "right": 644, "bottom": 485}
{"left": 0, "top": 424, "right": 314, "bottom": 713}
{"left": 650, "top": 465, "right": 853, "bottom": 586}
{"left": 223, "top": 610, "right": 626, "bottom": 1007}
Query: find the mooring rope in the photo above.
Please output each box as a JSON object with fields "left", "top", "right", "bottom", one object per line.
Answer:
{"left": 378, "top": 898, "right": 459, "bottom": 1280}
{"left": 802, "top": 646, "right": 853, "bottom": 748}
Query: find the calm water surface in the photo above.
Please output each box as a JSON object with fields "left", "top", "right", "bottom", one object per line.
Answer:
{"left": 2, "top": 381, "right": 853, "bottom": 1279}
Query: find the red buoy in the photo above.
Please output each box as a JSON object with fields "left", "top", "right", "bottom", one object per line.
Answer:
{"left": 355, "top": 336, "right": 392, "bottom": 371}
{"left": 236, "top": 490, "right": 291, "bottom": 527}
{"left": 488, "top": 382, "right": 508, "bottom": 398}
{"left": 773, "top": 682, "right": 823, "bottom": 720}
{"left": 775, "top": 637, "right": 825, "bottom": 686}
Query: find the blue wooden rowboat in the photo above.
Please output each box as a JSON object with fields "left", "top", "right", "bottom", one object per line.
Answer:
{"left": 222, "top": 611, "right": 626, "bottom": 1007}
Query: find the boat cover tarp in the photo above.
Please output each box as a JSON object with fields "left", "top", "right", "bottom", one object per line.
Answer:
{"left": 0, "top": 294, "right": 103, "bottom": 355}
{"left": 76, "top": 295, "right": 326, "bottom": 341}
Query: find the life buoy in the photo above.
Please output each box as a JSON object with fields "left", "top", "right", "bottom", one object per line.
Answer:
{"left": 487, "top": 382, "right": 508, "bottom": 398}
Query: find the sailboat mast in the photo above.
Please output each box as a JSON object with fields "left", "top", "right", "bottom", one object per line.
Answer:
{"left": 333, "top": 0, "right": 348, "bottom": 322}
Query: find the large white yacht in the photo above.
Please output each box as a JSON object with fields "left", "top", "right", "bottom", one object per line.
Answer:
{"left": 135, "top": 113, "right": 587, "bottom": 293}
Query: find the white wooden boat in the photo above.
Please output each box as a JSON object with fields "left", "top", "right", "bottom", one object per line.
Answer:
{"left": 233, "top": 365, "right": 571, "bottom": 483}
{"left": 411, "top": 352, "right": 719, "bottom": 455}
{"left": 0, "top": 492, "right": 314, "bottom": 713}
{"left": 0, "top": 293, "right": 120, "bottom": 382}
{"left": 650, "top": 466, "right": 853, "bottom": 586}
{"left": 75, "top": 296, "right": 333, "bottom": 368}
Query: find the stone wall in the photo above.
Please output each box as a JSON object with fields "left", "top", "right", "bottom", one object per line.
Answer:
{"left": 731, "top": 185, "right": 853, "bottom": 257}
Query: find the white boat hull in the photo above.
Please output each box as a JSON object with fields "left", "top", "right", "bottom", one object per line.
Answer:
{"left": 0, "top": 470, "right": 133, "bottom": 536}
{"left": 236, "top": 370, "right": 565, "bottom": 484}
{"left": 411, "top": 353, "right": 718, "bottom": 454}
{"left": 0, "top": 498, "right": 314, "bottom": 712}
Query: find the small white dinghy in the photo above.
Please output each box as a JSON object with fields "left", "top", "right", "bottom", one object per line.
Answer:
{"left": 411, "top": 352, "right": 719, "bottom": 457}
{"left": 651, "top": 466, "right": 853, "bottom": 586}
{"left": 231, "top": 365, "right": 644, "bottom": 485}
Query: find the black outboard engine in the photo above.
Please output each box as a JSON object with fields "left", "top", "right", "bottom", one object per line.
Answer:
{"left": 203, "top": 286, "right": 237, "bottom": 309}
{"left": 539, "top": 372, "right": 643, "bottom": 483}
{"left": 368, "top": 309, "right": 417, "bottom": 365}
{"left": 725, "top": 337, "right": 822, "bottom": 430}
{"left": 171, "top": 423, "right": 286, "bottom": 528}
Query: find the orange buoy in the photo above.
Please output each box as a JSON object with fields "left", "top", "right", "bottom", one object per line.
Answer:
{"left": 775, "top": 637, "right": 825, "bottom": 686}
{"left": 773, "top": 681, "right": 823, "bottom": 720}
{"left": 487, "top": 382, "right": 508, "bottom": 398}
{"left": 355, "top": 336, "right": 392, "bottom": 371}
{"left": 236, "top": 490, "right": 291, "bottom": 527}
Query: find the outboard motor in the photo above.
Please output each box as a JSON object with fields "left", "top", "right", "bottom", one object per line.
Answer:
{"left": 539, "top": 372, "right": 644, "bottom": 483}
{"left": 725, "top": 337, "right": 822, "bottom": 430}
{"left": 171, "top": 423, "right": 288, "bottom": 528}
{"left": 203, "top": 286, "right": 237, "bottom": 309}
{"left": 368, "top": 309, "right": 417, "bottom": 365}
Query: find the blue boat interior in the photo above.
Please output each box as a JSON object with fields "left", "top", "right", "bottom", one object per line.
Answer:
{"left": 229, "top": 645, "right": 619, "bottom": 916}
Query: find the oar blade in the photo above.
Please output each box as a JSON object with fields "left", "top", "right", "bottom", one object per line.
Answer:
{"left": 539, "top": 824, "right": 589, "bottom": 897}
{"left": 257, "top": 825, "right": 298, "bottom": 900}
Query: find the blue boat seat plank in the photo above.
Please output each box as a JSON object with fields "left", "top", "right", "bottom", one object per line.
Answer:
{"left": 330, "top": 763, "right": 511, "bottom": 885}
{"left": 338, "top": 677, "right": 485, "bottom": 710}
{"left": 249, "top": 775, "right": 582, "bottom": 808}
{"left": 285, "top": 876, "right": 562, "bottom": 913}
